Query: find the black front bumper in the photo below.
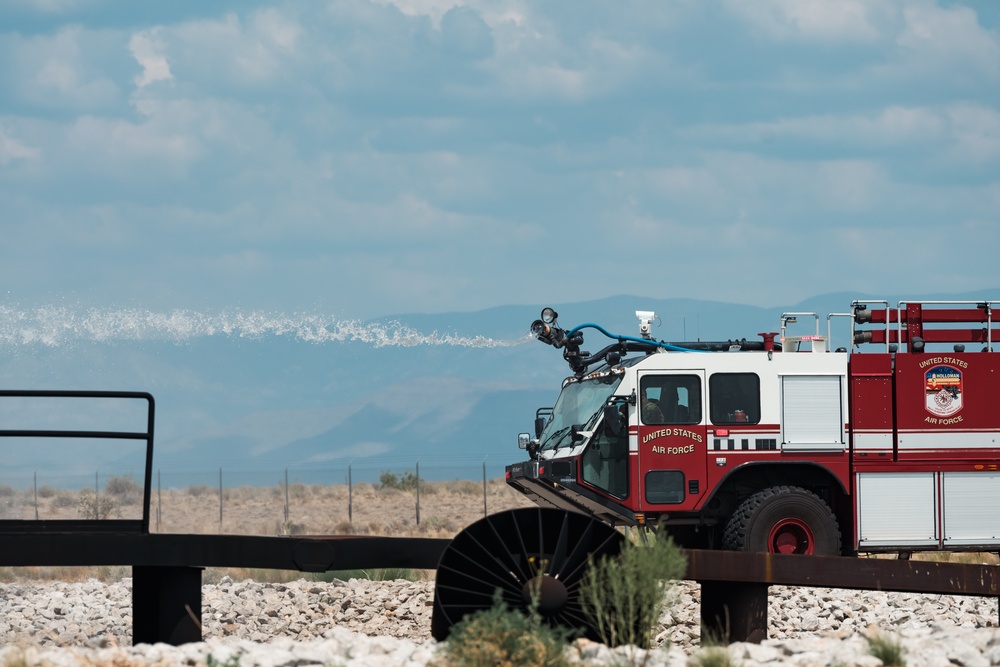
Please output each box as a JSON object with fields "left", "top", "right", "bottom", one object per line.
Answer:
{"left": 505, "top": 458, "right": 638, "bottom": 527}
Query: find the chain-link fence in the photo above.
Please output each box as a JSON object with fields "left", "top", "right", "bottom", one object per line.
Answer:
{"left": 0, "top": 462, "right": 536, "bottom": 538}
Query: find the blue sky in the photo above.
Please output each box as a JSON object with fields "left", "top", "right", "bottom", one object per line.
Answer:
{"left": 1, "top": 0, "right": 997, "bottom": 321}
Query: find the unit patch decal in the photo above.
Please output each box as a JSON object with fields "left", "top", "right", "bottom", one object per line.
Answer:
{"left": 924, "top": 364, "right": 963, "bottom": 418}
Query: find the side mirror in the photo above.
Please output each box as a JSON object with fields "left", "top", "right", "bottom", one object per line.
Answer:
{"left": 534, "top": 416, "right": 547, "bottom": 438}
{"left": 603, "top": 403, "right": 624, "bottom": 437}
{"left": 518, "top": 433, "right": 531, "bottom": 449}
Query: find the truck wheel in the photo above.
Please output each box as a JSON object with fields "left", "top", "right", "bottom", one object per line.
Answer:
{"left": 723, "top": 486, "right": 841, "bottom": 556}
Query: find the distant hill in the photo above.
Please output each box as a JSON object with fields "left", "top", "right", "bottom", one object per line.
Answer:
{"left": 2, "top": 289, "right": 996, "bottom": 486}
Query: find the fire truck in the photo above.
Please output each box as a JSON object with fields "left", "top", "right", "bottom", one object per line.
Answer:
{"left": 505, "top": 299, "right": 1000, "bottom": 556}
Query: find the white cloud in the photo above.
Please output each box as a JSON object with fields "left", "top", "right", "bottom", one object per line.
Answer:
{"left": 945, "top": 104, "right": 1000, "bottom": 164}
{"left": 165, "top": 10, "right": 306, "bottom": 87}
{"left": 680, "top": 103, "right": 1000, "bottom": 167}
{"left": 0, "top": 124, "right": 40, "bottom": 164}
{"left": 0, "top": 0, "right": 995, "bottom": 318}
{"left": 129, "top": 31, "right": 173, "bottom": 88}
{"left": 723, "top": 0, "right": 887, "bottom": 42}
{"left": 370, "top": 0, "right": 462, "bottom": 27}
{"left": 897, "top": 2, "right": 1000, "bottom": 79}
{"left": 7, "top": 26, "right": 120, "bottom": 109}
{"left": 7, "top": 0, "right": 89, "bottom": 14}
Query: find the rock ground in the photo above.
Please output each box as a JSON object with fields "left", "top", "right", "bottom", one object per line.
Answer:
{"left": 1, "top": 577, "right": 998, "bottom": 665}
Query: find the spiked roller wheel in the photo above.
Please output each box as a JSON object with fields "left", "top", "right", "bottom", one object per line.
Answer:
{"left": 431, "top": 507, "right": 624, "bottom": 641}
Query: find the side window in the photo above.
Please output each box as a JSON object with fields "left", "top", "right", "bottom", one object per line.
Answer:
{"left": 645, "top": 471, "right": 684, "bottom": 504}
{"left": 709, "top": 373, "right": 761, "bottom": 424}
{"left": 639, "top": 375, "right": 702, "bottom": 425}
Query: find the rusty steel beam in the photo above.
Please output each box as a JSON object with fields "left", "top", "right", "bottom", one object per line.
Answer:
{"left": 685, "top": 549, "right": 1000, "bottom": 644}
{"left": 0, "top": 533, "right": 451, "bottom": 571}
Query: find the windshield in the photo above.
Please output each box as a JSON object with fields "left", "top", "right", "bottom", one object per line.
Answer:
{"left": 538, "top": 373, "right": 623, "bottom": 451}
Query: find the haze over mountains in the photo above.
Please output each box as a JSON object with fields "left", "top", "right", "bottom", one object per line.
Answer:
{"left": 0, "top": 290, "right": 995, "bottom": 487}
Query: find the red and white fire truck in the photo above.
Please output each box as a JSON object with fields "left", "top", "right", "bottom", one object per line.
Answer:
{"left": 506, "top": 299, "right": 1000, "bottom": 556}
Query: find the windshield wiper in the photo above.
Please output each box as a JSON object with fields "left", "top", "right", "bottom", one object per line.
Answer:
{"left": 540, "top": 425, "right": 572, "bottom": 450}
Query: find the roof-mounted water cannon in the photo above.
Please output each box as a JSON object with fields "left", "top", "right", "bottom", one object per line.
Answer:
{"left": 531, "top": 308, "right": 568, "bottom": 348}
{"left": 636, "top": 311, "right": 656, "bottom": 340}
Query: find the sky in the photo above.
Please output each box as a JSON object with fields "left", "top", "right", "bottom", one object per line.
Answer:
{"left": 0, "top": 0, "right": 998, "bottom": 321}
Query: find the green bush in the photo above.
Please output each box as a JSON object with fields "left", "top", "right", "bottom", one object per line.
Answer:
{"left": 105, "top": 474, "right": 142, "bottom": 503}
{"left": 77, "top": 491, "right": 121, "bottom": 520}
{"left": 437, "top": 590, "right": 573, "bottom": 667}
{"left": 866, "top": 631, "right": 905, "bottom": 666}
{"left": 51, "top": 492, "right": 76, "bottom": 509}
{"left": 580, "top": 533, "right": 687, "bottom": 649}
{"left": 690, "top": 645, "right": 740, "bottom": 667}
{"left": 378, "top": 469, "right": 419, "bottom": 491}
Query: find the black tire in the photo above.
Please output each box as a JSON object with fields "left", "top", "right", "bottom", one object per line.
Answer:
{"left": 723, "top": 485, "right": 841, "bottom": 556}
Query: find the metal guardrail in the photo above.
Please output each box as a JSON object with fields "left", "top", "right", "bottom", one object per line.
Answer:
{"left": 0, "top": 390, "right": 155, "bottom": 534}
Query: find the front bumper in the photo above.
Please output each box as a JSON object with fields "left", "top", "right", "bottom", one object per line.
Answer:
{"left": 505, "top": 458, "right": 638, "bottom": 526}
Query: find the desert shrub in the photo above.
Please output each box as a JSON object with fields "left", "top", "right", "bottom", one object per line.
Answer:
{"left": 378, "top": 470, "right": 418, "bottom": 491}
{"left": 77, "top": 491, "right": 121, "bottom": 520}
{"left": 866, "top": 630, "right": 905, "bottom": 666}
{"left": 206, "top": 652, "right": 242, "bottom": 667}
{"left": 436, "top": 589, "right": 573, "bottom": 667}
{"left": 421, "top": 516, "right": 457, "bottom": 532}
{"left": 286, "top": 482, "right": 309, "bottom": 500}
{"left": 105, "top": 474, "right": 142, "bottom": 503}
{"left": 275, "top": 520, "right": 307, "bottom": 536}
{"left": 448, "top": 479, "right": 480, "bottom": 495}
{"left": 186, "top": 485, "right": 214, "bottom": 497}
{"left": 37, "top": 485, "right": 57, "bottom": 499}
{"left": 0, "top": 485, "right": 14, "bottom": 497}
{"left": 51, "top": 492, "right": 76, "bottom": 509}
{"left": 94, "top": 565, "right": 130, "bottom": 582}
{"left": 690, "top": 645, "right": 740, "bottom": 667}
{"left": 580, "top": 533, "right": 687, "bottom": 649}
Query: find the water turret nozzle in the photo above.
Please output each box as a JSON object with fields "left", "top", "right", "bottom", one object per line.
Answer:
{"left": 532, "top": 308, "right": 567, "bottom": 347}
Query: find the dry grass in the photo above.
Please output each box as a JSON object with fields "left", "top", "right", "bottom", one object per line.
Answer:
{"left": 0, "top": 477, "right": 534, "bottom": 538}
{"left": 0, "top": 477, "right": 536, "bottom": 583}
{"left": 151, "top": 477, "right": 535, "bottom": 538}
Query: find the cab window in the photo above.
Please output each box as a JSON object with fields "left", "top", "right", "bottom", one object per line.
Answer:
{"left": 709, "top": 373, "right": 761, "bottom": 424}
{"left": 639, "top": 375, "right": 701, "bottom": 425}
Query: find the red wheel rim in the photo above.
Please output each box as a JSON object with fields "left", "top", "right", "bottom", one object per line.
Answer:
{"left": 768, "top": 518, "right": 814, "bottom": 554}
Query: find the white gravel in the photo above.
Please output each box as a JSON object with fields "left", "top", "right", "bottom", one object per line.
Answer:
{"left": 0, "top": 576, "right": 998, "bottom": 665}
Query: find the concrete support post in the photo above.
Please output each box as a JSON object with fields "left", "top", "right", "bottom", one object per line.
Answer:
{"left": 132, "top": 566, "right": 203, "bottom": 646}
{"left": 699, "top": 579, "right": 768, "bottom": 644}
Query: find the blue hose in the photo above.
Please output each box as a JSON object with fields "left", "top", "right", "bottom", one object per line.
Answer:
{"left": 565, "top": 323, "right": 708, "bottom": 353}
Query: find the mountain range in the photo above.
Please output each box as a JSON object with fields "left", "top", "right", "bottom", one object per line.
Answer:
{"left": 2, "top": 290, "right": 996, "bottom": 487}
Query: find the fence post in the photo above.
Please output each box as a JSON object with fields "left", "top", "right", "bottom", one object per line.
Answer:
{"left": 348, "top": 465, "right": 353, "bottom": 524}
{"left": 483, "top": 460, "right": 488, "bottom": 518}
{"left": 157, "top": 469, "right": 161, "bottom": 532}
{"left": 284, "top": 468, "right": 289, "bottom": 523}
{"left": 415, "top": 462, "right": 421, "bottom": 526}
{"left": 33, "top": 471, "right": 38, "bottom": 520}
{"left": 218, "top": 467, "right": 223, "bottom": 532}
{"left": 95, "top": 470, "right": 100, "bottom": 520}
